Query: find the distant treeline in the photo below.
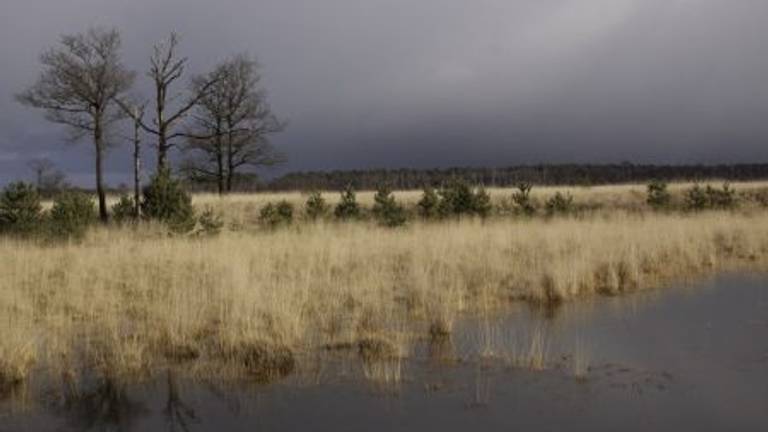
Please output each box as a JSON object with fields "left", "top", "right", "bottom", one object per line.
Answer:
{"left": 263, "top": 164, "right": 768, "bottom": 191}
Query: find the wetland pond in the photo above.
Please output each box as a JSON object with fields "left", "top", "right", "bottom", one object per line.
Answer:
{"left": 2, "top": 273, "right": 767, "bottom": 431}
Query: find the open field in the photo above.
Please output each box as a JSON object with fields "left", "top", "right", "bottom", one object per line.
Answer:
{"left": 38, "top": 180, "right": 768, "bottom": 213}
{"left": 189, "top": 180, "right": 768, "bottom": 224}
{"left": 3, "top": 183, "right": 768, "bottom": 395}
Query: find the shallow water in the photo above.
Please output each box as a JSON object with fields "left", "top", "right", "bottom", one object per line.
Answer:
{"left": 2, "top": 273, "right": 767, "bottom": 431}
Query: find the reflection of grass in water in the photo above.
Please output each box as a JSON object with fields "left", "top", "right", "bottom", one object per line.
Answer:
{"left": 509, "top": 326, "right": 550, "bottom": 371}
{"left": 571, "top": 337, "right": 590, "bottom": 380}
{"left": 479, "top": 318, "right": 498, "bottom": 359}
{"left": 2, "top": 204, "right": 768, "bottom": 392}
{"left": 51, "top": 375, "right": 148, "bottom": 431}
{"left": 358, "top": 331, "right": 407, "bottom": 392}
{"left": 427, "top": 335, "right": 456, "bottom": 365}
{"left": 472, "top": 314, "right": 594, "bottom": 376}
{"left": 471, "top": 364, "right": 492, "bottom": 408}
{"left": 361, "top": 358, "right": 403, "bottom": 393}
{"left": 473, "top": 320, "right": 551, "bottom": 371}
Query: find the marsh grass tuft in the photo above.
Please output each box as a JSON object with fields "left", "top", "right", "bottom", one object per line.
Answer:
{"left": 508, "top": 327, "right": 550, "bottom": 371}
{"left": 228, "top": 342, "right": 296, "bottom": 382}
{"left": 428, "top": 320, "right": 452, "bottom": 340}
{"left": 0, "top": 339, "right": 35, "bottom": 398}
{"left": 357, "top": 337, "right": 399, "bottom": 362}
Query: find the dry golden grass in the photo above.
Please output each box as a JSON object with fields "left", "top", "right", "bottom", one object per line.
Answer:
{"left": 3, "top": 183, "right": 768, "bottom": 392}
{"left": 189, "top": 180, "right": 768, "bottom": 225}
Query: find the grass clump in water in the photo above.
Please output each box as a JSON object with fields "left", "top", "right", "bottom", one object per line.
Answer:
{"left": 224, "top": 342, "right": 296, "bottom": 383}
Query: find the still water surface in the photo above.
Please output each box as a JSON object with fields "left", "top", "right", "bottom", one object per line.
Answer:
{"left": 2, "top": 273, "right": 767, "bottom": 431}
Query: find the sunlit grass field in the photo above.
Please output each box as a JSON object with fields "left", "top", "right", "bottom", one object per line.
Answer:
{"left": 3, "top": 182, "right": 768, "bottom": 393}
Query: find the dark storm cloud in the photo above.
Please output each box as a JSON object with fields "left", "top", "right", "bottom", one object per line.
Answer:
{"left": 1, "top": 0, "right": 768, "bottom": 185}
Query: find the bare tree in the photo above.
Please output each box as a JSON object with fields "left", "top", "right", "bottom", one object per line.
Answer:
{"left": 124, "top": 33, "right": 221, "bottom": 173}
{"left": 17, "top": 27, "right": 135, "bottom": 221}
{"left": 27, "top": 158, "right": 66, "bottom": 194}
{"left": 183, "top": 55, "right": 285, "bottom": 193}
{"left": 182, "top": 69, "right": 228, "bottom": 193}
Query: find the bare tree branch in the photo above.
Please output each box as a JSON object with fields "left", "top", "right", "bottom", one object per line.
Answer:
{"left": 143, "top": 32, "right": 223, "bottom": 171}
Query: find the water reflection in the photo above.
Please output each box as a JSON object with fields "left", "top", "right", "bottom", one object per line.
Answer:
{"left": 53, "top": 376, "right": 147, "bottom": 432}
{"left": 164, "top": 370, "right": 197, "bottom": 432}
{"left": 427, "top": 334, "right": 457, "bottom": 366}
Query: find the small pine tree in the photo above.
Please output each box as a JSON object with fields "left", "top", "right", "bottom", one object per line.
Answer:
{"left": 259, "top": 203, "right": 278, "bottom": 227}
{"left": 0, "top": 182, "right": 42, "bottom": 235}
{"left": 437, "top": 178, "right": 475, "bottom": 217}
{"left": 259, "top": 200, "right": 293, "bottom": 228}
{"left": 417, "top": 186, "right": 439, "bottom": 219}
{"left": 141, "top": 169, "right": 196, "bottom": 233}
{"left": 111, "top": 195, "right": 137, "bottom": 224}
{"left": 197, "top": 206, "right": 224, "bottom": 236}
{"left": 511, "top": 182, "right": 535, "bottom": 215}
{"left": 48, "top": 191, "right": 96, "bottom": 239}
{"left": 276, "top": 200, "right": 294, "bottom": 222}
{"left": 259, "top": 200, "right": 294, "bottom": 228}
{"left": 749, "top": 189, "right": 768, "bottom": 207}
{"left": 646, "top": 180, "right": 671, "bottom": 210}
{"left": 372, "top": 186, "right": 407, "bottom": 227}
{"left": 334, "top": 184, "right": 360, "bottom": 220}
{"left": 706, "top": 182, "right": 737, "bottom": 209}
{"left": 545, "top": 192, "right": 574, "bottom": 216}
{"left": 472, "top": 186, "right": 493, "bottom": 218}
{"left": 305, "top": 191, "right": 328, "bottom": 220}
{"left": 685, "top": 183, "right": 709, "bottom": 211}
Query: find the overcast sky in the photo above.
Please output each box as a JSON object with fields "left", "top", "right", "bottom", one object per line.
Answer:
{"left": 1, "top": 0, "right": 768, "bottom": 186}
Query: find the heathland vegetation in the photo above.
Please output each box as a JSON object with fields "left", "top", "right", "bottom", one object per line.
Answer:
{"left": 2, "top": 178, "right": 768, "bottom": 397}
{"left": 4, "top": 24, "right": 768, "bottom": 403}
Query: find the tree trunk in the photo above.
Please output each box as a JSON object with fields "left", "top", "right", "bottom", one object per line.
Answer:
{"left": 226, "top": 156, "right": 233, "bottom": 192}
{"left": 157, "top": 126, "right": 168, "bottom": 172}
{"left": 226, "top": 122, "right": 234, "bottom": 192}
{"left": 156, "top": 82, "right": 168, "bottom": 172}
{"left": 94, "top": 118, "right": 108, "bottom": 223}
{"left": 133, "top": 118, "right": 142, "bottom": 217}
{"left": 215, "top": 120, "right": 224, "bottom": 195}
{"left": 216, "top": 146, "right": 224, "bottom": 195}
